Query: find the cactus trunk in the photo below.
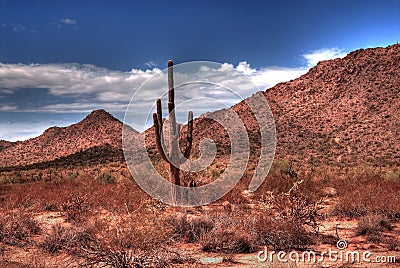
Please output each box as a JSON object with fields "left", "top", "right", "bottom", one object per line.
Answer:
{"left": 153, "top": 60, "right": 194, "bottom": 204}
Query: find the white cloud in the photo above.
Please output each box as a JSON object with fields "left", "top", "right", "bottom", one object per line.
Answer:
{"left": 10, "top": 24, "right": 25, "bottom": 32}
{"left": 303, "top": 47, "right": 347, "bottom": 67}
{"left": 0, "top": 121, "right": 74, "bottom": 142}
{"left": 0, "top": 63, "right": 161, "bottom": 102}
{"left": 24, "top": 102, "right": 129, "bottom": 114}
{"left": 145, "top": 61, "right": 158, "bottom": 68}
{"left": 1, "top": 23, "right": 37, "bottom": 33}
{"left": 0, "top": 47, "right": 348, "bottom": 134}
{"left": 0, "top": 105, "right": 18, "bottom": 111}
{"left": 60, "top": 18, "right": 76, "bottom": 25}
{"left": 236, "top": 62, "right": 308, "bottom": 89}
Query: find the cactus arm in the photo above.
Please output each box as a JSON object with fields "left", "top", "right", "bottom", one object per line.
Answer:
{"left": 176, "top": 123, "right": 181, "bottom": 138}
{"left": 153, "top": 112, "right": 170, "bottom": 163}
{"left": 156, "top": 98, "right": 163, "bottom": 130}
{"left": 168, "top": 60, "right": 174, "bottom": 103}
{"left": 156, "top": 98, "right": 167, "bottom": 155}
{"left": 180, "top": 111, "right": 193, "bottom": 164}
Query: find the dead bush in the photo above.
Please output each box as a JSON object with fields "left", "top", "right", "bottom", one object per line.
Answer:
{"left": 258, "top": 180, "right": 323, "bottom": 231}
{"left": 386, "top": 237, "right": 400, "bottom": 251}
{"left": 355, "top": 214, "right": 393, "bottom": 236}
{"left": 255, "top": 216, "right": 316, "bottom": 250}
{"left": 0, "top": 211, "right": 41, "bottom": 246}
{"left": 202, "top": 229, "right": 257, "bottom": 253}
{"left": 255, "top": 180, "right": 321, "bottom": 250}
{"left": 76, "top": 246, "right": 192, "bottom": 268}
{"left": 166, "top": 214, "right": 214, "bottom": 242}
{"left": 60, "top": 195, "right": 91, "bottom": 224}
{"left": 41, "top": 224, "right": 78, "bottom": 253}
{"left": 100, "top": 214, "right": 171, "bottom": 250}
{"left": 71, "top": 214, "right": 197, "bottom": 267}
{"left": 333, "top": 173, "right": 400, "bottom": 219}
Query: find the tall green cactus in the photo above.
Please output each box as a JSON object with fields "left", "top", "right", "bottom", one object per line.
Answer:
{"left": 152, "top": 60, "right": 194, "bottom": 199}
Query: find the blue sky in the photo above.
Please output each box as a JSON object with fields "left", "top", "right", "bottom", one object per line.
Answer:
{"left": 1, "top": 0, "right": 399, "bottom": 141}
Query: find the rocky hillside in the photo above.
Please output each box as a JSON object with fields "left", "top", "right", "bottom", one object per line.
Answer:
{"left": 156, "top": 44, "right": 400, "bottom": 168}
{"left": 0, "top": 140, "right": 16, "bottom": 152}
{"left": 146, "top": 44, "right": 398, "bottom": 170}
{"left": 2, "top": 44, "right": 399, "bottom": 170}
{"left": 264, "top": 44, "right": 400, "bottom": 167}
{"left": 0, "top": 110, "right": 138, "bottom": 167}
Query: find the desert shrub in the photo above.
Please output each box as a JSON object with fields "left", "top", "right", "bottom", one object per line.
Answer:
{"left": 194, "top": 210, "right": 260, "bottom": 254}
{"left": 72, "top": 214, "right": 195, "bottom": 267}
{"left": 1, "top": 174, "right": 146, "bottom": 215}
{"left": 255, "top": 160, "right": 324, "bottom": 204}
{"left": 333, "top": 174, "right": 400, "bottom": 219}
{"left": 76, "top": 246, "right": 190, "bottom": 268}
{"left": 42, "top": 202, "right": 59, "bottom": 212}
{"left": 42, "top": 224, "right": 77, "bottom": 253}
{"left": 221, "top": 254, "right": 237, "bottom": 264}
{"left": 166, "top": 211, "right": 258, "bottom": 254}
{"left": 268, "top": 159, "right": 298, "bottom": 180}
{"left": 255, "top": 216, "right": 316, "bottom": 250}
{"left": 60, "top": 195, "right": 91, "bottom": 224}
{"left": 202, "top": 229, "right": 257, "bottom": 253}
{"left": 166, "top": 214, "right": 214, "bottom": 243}
{"left": 386, "top": 237, "right": 400, "bottom": 251}
{"left": 98, "top": 172, "right": 116, "bottom": 184}
{"left": 78, "top": 248, "right": 138, "bottom": 268}
{"left": 355, "top": 214, "right": 393, "bottom": 236}
{"left": 0, "top": 211, "right": 41, "bottom": 246}
{"left": 0, "top": 258, "right": 46, "bottom": 268}
{"left": 255, "top": 180, "right": 321, "bottom": 250}
{"left": 259, "top": 180, "right": 322, "bottom": 230}
{"left": 67, "top": 172, "right": 79, "bottom": 180}
{"left": 75, "top": 213, "right": 172, "bottom": 253}
{"left": 221, "top": 186, "right": 248, "bottom": 205}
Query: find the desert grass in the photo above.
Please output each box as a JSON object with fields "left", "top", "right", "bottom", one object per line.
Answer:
{"left": 0, "top": 161, "right": 399, "bottom": 267}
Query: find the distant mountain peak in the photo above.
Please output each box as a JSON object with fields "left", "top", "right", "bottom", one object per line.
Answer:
{"left": 0, "top": 109, "right": 134, "bottom": 167}
{"left": 83, "top": 109, "right": 120, "bottom": 123}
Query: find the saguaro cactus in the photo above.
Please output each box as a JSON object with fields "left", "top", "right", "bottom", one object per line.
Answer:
{"left": 152, "top": 60, "right": 194, "bottom": 199}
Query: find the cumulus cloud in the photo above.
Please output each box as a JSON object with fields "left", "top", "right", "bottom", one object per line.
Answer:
{"left": 0, "top": 105, "right": 18, "bottom": 111}
{"left": 232, "top": 61, "right": 308, "bottom": 89}
{"left": 52, "top": 18, "right": 77, "bottom": 28}
{"left": 0, "top": 63, "right": 161, "bottom": 103}
{"left": 0, "top": 47, "right": 348, "bottom": 135}
{"left": 303, "top": 47, "right": 347, "bottom": 67}
{"left": 60, "top": 18, "right": 76, "bottom": 25}
{"left": 0, "top": 121, "right": 74, "bottom": 142}
{"left": 145, "top": 61, "right": 158, "bottom": 68}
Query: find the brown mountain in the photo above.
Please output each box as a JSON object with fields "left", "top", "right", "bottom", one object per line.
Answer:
{"left": 0, "top": 110, "right": 138, "bottom": 168}
{"left": 175, "top": 44, "right": 400, "bottom": 169}
{"left": 0, "top": 140, "right": 16, "bottom": 152}
{"left": 264, "top": 44, "right": 400, "bottom": 167}
{"left": 2, "top": 44, "right": 399, "bottom": 171}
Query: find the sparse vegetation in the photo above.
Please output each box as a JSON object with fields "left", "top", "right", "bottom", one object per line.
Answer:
{"left": 0, "top": 211, "right": 41, "bottom": 246}
{"left": 98, "top": 172, "right": 116, "bottom": 184}
{"left": 42, "top": 224, "right": 76, "bottom": 253}
{"left": 61, "top": 195, "right": 92, "bottom": 224}
{"left": 356, "top": 214, "right": 393, "bottom": 236}
{"left": 1, "top": 45, "right": 400, "bottom": 267}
